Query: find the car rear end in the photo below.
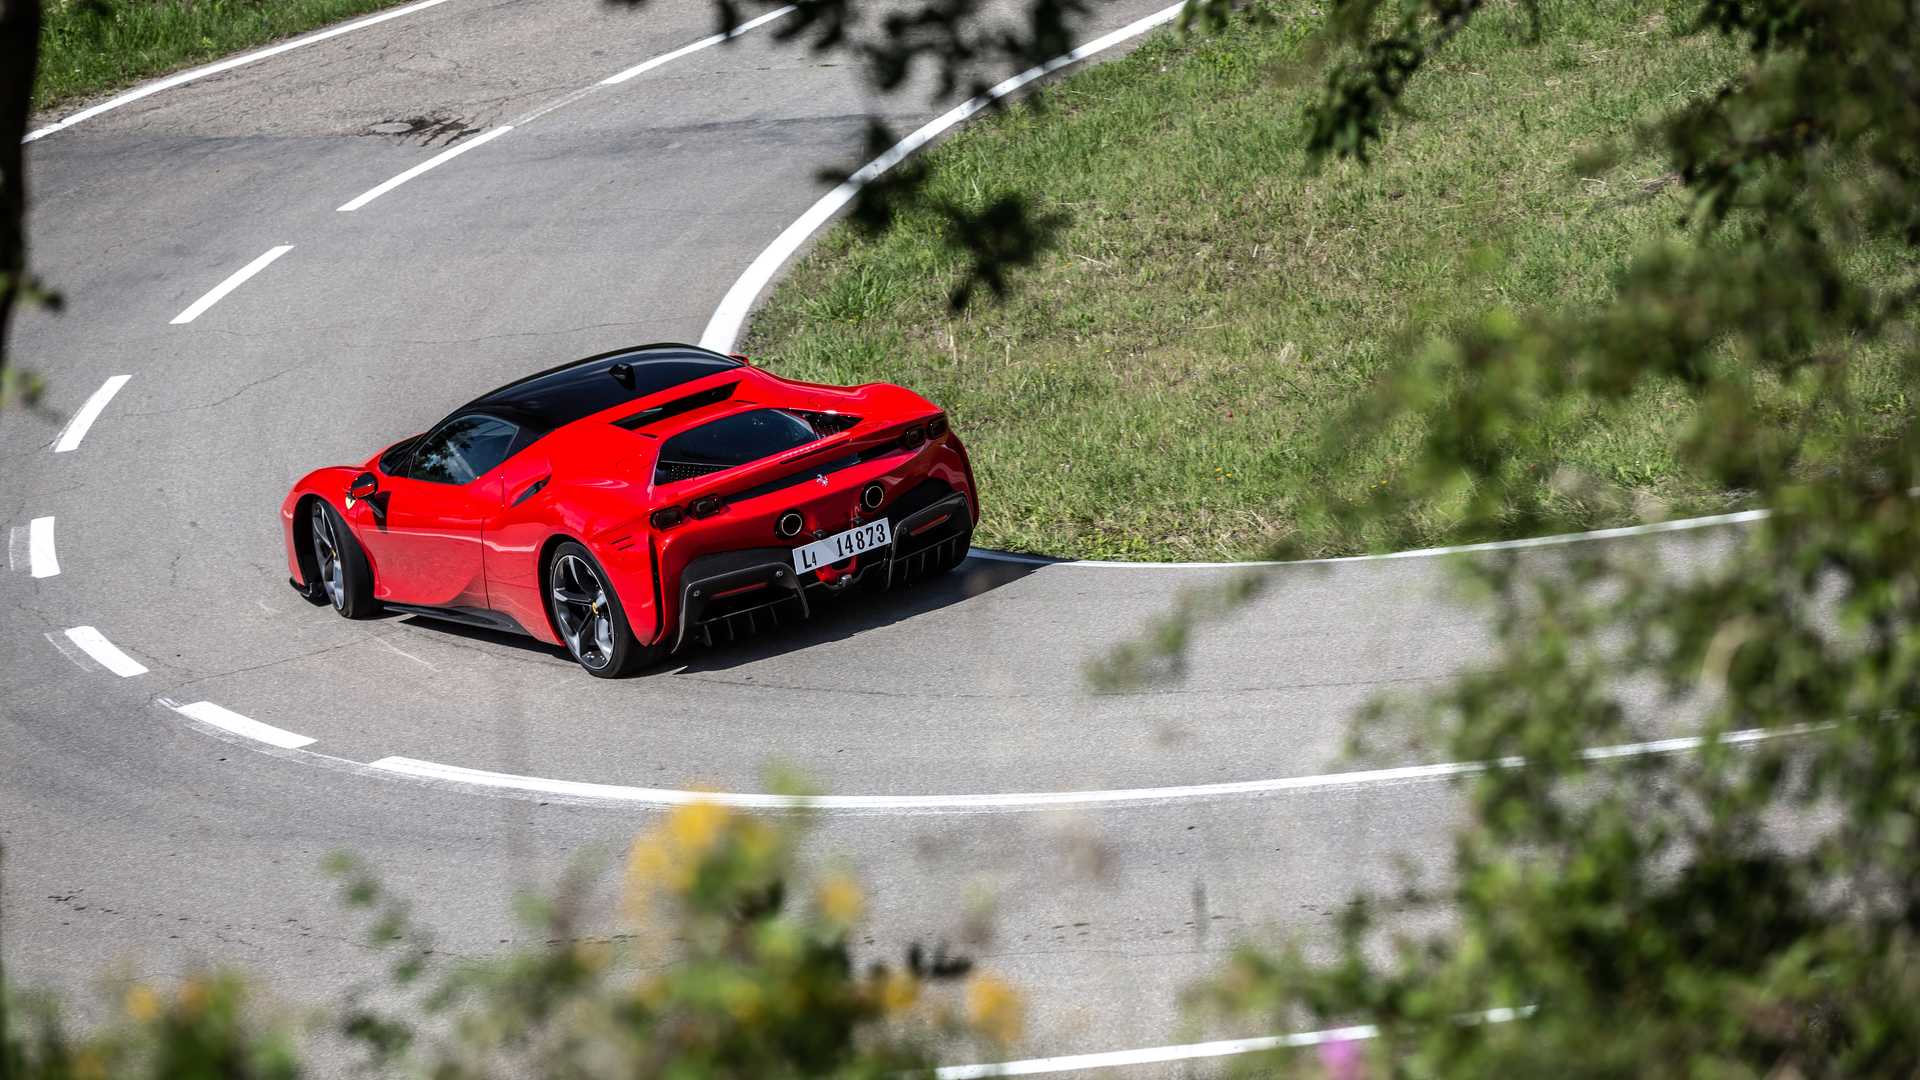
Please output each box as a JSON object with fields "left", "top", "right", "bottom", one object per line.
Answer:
{"left": 642, "top": 395, "right": 977, "bottom": 652}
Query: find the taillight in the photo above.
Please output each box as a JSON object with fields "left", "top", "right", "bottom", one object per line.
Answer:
{"left": 900, "top": 426, "right": 926, "bottom": 451}
{"left": 689, "top": 495, "right": 725, "bottom": 518}
{"left": 650, "top": 507, "right": 686, "bottom": 529}
{"left": 926, "top": 415, "right": 948, "bottom": 439}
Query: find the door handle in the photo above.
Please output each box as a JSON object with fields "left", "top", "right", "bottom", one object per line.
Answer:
{"left": 510, "top": 476, "right": 550, "bottom": 507}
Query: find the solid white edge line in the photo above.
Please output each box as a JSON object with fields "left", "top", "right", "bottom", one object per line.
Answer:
{"left": 601, "top": 5, "right": 798, "bottom": 84}
{"left": 168, "top": 700, "right": 316, "bottom": 749}
{"left": 24, "top": 0, "right": 459, "bottom": 143}
{"left": 336, "top": 125, "right": 515, "bottom": 212}
{"left": 367, "top": 725, "right": 1816, "bottom": 812}
{"left": 28, "top": 517, "right": 59, "bottom": 578}
{"left": 966, "top": 508, "right": 1777, "bottom": 570}
{"left": 170, "top": 246, "right": 294, "bottom": 325}
{"left": 51, "top": 373, "right": 132, "bottom": 452}
{"left": 698, "top": 1, "right": 1187, "bottom": 353}
{"left": 63, "top": 626, "right": 148, "bottom": 677}
{"left": 935, "top": 1007, "right": 1531, "bottom": 1078}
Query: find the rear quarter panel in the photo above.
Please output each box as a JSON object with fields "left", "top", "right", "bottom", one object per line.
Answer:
{"left": 482, "top": 426, "right": 660, "bottom": 648}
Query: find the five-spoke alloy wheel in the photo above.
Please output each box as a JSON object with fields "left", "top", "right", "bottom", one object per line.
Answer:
{"left": 546, "top": 542, "right": 658, "bottom": 677}
{"left": 309, "top": 501, "right": 376, "bottom": 618}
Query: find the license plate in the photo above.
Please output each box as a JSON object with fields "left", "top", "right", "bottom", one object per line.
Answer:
{"left": 792, "top": 519, "right": 893, "bottom": 574}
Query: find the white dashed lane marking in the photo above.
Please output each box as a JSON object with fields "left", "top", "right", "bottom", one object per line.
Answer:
{"left": 52, "top": 375, "right": 132, "bottom": 453}
{"left": 164, "top": 699, "right": 316, "bottom": 749}
{"left": 62, "top": 627, "right": 149, "bottom": 677}
{"left": 171, "top": 246, "right": 294, "bottom": 325}
{"left": 336, "top": 126, "right": 514, "bottom": 212}
{"left": 336, "top": 6, "right": 799, "bottom": 212}
{"left": 9, "top": 518, "right": 59, "bottom": 576}
{"left": 600, "top": 5, "right": 796, "bottom": 84}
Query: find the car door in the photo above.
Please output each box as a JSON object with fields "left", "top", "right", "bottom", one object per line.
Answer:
{"left": 348, "top": 413, "right": 520, "bottom": 609}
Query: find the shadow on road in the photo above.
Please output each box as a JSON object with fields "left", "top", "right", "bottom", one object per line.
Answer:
{"left": 390, "top": 556, "right": 1041, "bottom": 675}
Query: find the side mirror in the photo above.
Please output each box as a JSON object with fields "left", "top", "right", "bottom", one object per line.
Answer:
{"left": 348, "top": 472, "right": 380, "bottom": 501}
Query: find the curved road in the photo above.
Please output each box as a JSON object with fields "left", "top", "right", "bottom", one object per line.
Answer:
{"left": 0, "top": 0, "right": 1731, "bottom": 1068}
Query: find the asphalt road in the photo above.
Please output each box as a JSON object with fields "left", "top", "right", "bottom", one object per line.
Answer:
{"left": 0, "top": 0, "right": 1743, "bottom": 1071}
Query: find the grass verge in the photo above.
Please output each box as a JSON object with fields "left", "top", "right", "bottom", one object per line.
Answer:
{"left": 744, "top": 0, "right": 1905, "bottom": 560}
{"left": 36, "top": 0, "right": 421, "bottom": 113}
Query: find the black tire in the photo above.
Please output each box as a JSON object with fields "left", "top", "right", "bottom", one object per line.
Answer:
{"left": 546, "top": 541, "right": 662, "bottom": 678}
{"left": 310, "top": 500, "right": 378, "bottom": 619}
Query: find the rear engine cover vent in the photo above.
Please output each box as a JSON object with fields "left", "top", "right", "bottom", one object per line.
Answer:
{"left": 656, "top": 460, "right": 730, "bottom": 484}
{"left": 795, "top": 411, "right": 861, "bottom": 436}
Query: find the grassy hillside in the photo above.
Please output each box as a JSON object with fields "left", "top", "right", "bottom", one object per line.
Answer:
{"left": 744, "top": 0, "right": 1897, "bottom": 560}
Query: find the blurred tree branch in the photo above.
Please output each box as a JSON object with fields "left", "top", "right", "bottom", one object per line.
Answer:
{"left": 0, "top": 0, "right": 40, "bottom": 404}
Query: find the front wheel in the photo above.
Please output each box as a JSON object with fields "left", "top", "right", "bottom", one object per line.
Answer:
{"left": 310, "top": 501, "right": 377, "bottom": 619}
{"left": 546, "top": 542, "right": 661, "bottom": 677}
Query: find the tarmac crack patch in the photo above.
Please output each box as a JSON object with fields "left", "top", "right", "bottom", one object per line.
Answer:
{"left": 362, "top": 113, "right": 481, "bottom": 145}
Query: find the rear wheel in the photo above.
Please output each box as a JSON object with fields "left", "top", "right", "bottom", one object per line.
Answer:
{"left": 310, "top": 501, "right": 377, "bottom": 619}
{"left": 547, "top": 542, "right": 661, "bottom": 677}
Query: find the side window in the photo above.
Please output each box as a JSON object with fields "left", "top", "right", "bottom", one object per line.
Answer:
{"left": 407, "top": 415, "right": 521, "bottom": 485}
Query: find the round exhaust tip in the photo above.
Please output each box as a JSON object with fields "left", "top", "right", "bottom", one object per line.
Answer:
{"left": 776, "top": 511, "right": 804, "bottom": 538}
{"left": 861, "top": 483, "right": 885, "bottom": 510}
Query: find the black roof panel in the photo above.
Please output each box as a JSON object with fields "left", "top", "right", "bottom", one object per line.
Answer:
{"left": 464, "top": 344, "right": 743, "bottom": 432}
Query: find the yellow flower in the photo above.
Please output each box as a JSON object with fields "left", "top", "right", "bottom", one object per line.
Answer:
{"left": 74, "top": 1050, "right": 107, "bottom": 1080}
{"left": 626, "top": 800, "right": 734, "bottom": 902}
{"left": 817, "top": 874, "right": 865, "bottom": 925}
{"left": 667, "top": 801, "right": 732, "bottom": 857}
{"left": 635, "top": 976, "right": 670, "bottom": 1010}
{"left": 178, "top": 978, "right": 209, "bottom": 1016}
{"left": 624, "top": 833, "right": 686, "bottom": 903}
{"left": 965, "top": 973, "right": 1024, "bottom": 1045}
{"left": 575, "top": 940, "right": 610, "bottom": 972}
{"left": 877, "top": 969, "right": 919, "bottom": 1014}
{"left": 123, "top": 984, "right": 160, "bottom": 1023}
{"left": 736, "top": 818, "right": 779, "bottom": 865}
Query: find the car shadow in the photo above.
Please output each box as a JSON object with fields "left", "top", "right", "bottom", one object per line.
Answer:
{"left": 384, "top": 555, "right": 1045, "bottom": 674}
{"left": 387, "top": 613, "right": 575, "bottom": 662}
{"left": 663, "top": 555, "right": 1043, "bottom": 675}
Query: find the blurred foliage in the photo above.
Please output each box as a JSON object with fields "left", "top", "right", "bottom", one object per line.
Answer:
{"left": 1137, "top": 0, "right": 1920, "bottom": 1074}
{"left": 2, "top": 803, "right": 1020, "bottom": 1077}
{"left": 0, "top": 0, "right": 41, "bottom": 398}
{"left": 4, "top": 0, "right": 1920, "bottom": 1071}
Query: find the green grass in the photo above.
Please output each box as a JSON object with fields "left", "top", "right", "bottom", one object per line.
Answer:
{"left": 36, "top": 0, "right": 421, "bottom": 112}
{"left": 745, "top": 0, "right": 1904, "bottom": 560}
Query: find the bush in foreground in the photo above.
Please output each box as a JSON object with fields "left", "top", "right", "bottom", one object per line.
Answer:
{"left": 1, "top": 802, "right": 1019, "bottom": 1078}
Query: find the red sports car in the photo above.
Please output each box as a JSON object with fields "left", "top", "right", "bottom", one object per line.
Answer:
{"left": 282, "top": 343, "right": 977, "bottom": 676}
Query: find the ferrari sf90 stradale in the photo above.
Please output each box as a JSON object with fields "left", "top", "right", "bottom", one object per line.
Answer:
{"left": 283, "top": 344, "right": 977, "bottom": 676}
